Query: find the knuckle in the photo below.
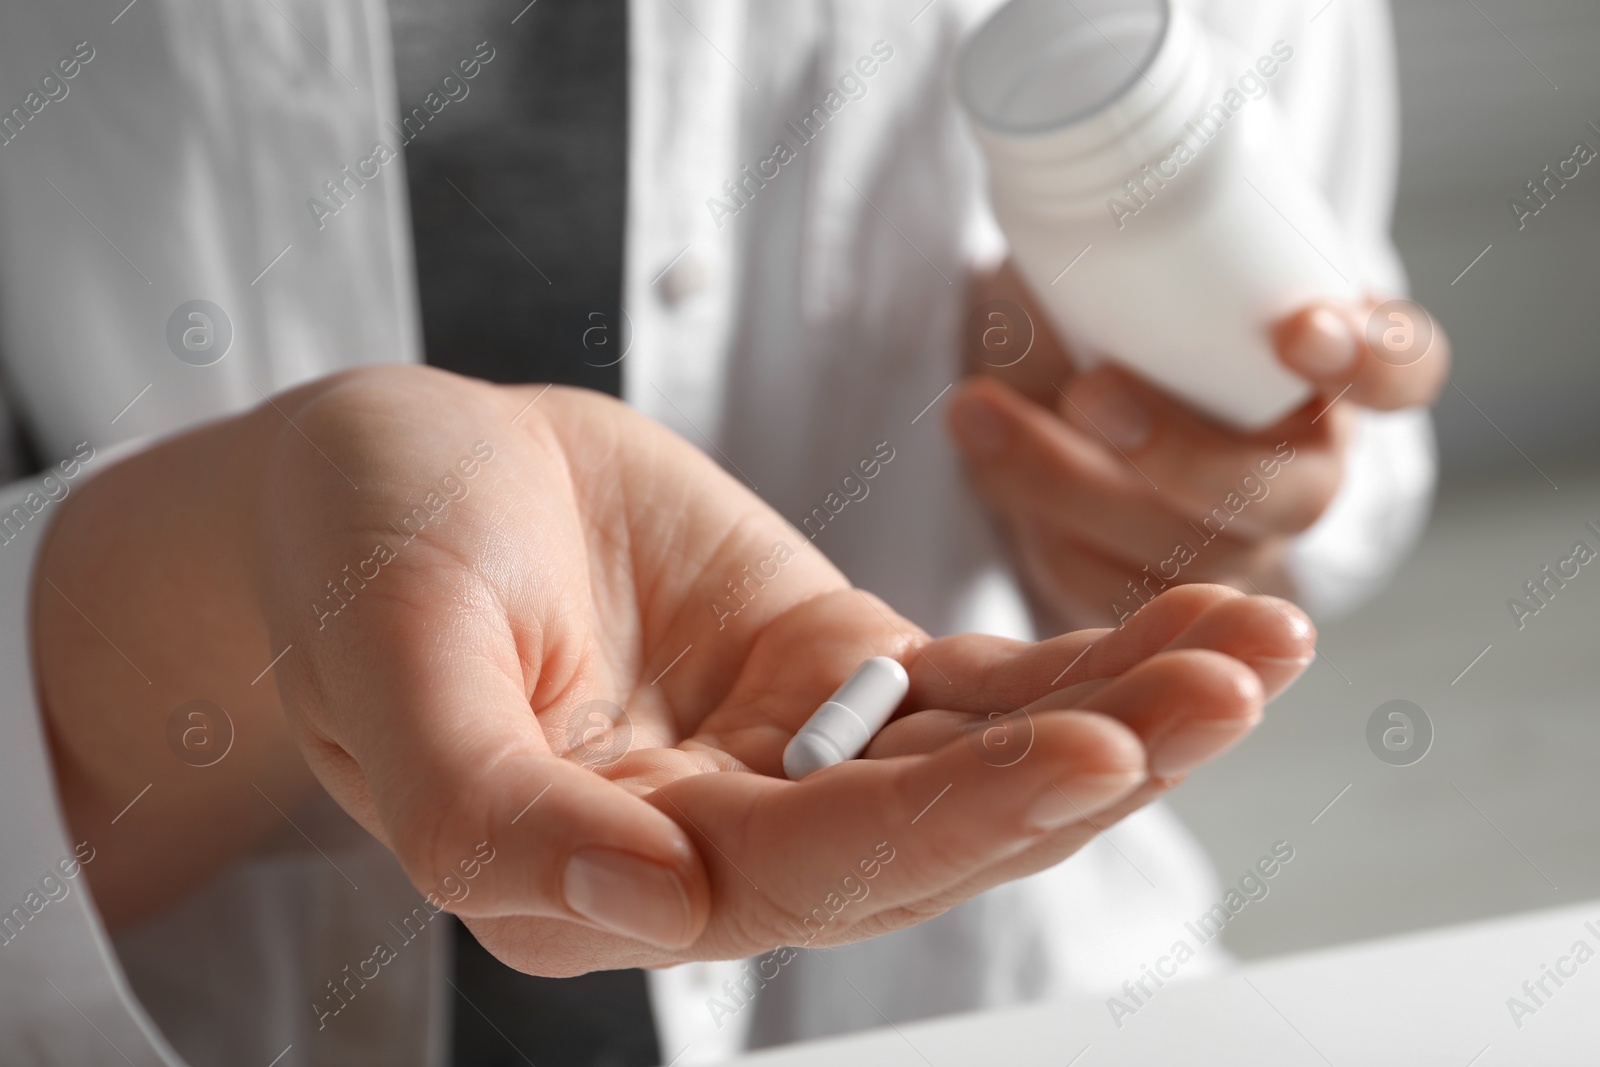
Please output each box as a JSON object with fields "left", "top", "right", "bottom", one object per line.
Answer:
{"left": 1277, "top": 488, "right": 1334, "bottom": 534}
{"left": 1283, "top": 458, "right": 1345, "bottom": 533}
{"left": 389, "top": 763, "right": 497, "bottom": 903}
{"left": 882, "top": 893, "right": 951, "bottom": 927}
{"left": 391, "top": 801, "right": 457, "bottom": 899}
{"left": 730, "top": 894, "right": 809, "bottom": 953}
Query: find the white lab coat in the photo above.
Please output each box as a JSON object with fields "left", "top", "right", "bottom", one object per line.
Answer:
{"left": 0, "top": 0, "right": 1432, "bottom": 1063}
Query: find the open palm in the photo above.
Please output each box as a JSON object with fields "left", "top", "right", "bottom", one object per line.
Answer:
{"left": 260, "top": 367, "right": 1314, "bottom": 977}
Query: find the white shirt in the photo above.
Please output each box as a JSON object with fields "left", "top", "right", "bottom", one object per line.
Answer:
{"left": 0, "top": 0, "right": 1432, "bottom": 1063}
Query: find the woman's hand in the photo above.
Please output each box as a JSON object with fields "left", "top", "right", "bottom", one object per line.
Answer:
{"left": 949, "top": 260, "right": 1449, "bottom": 630}
{"left": 36, "top": 364, "right": 1314, "bottom": 977}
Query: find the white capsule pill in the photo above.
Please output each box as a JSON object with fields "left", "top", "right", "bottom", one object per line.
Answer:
{"left": 783, "top": 656, "right": 911, "bottom": 780}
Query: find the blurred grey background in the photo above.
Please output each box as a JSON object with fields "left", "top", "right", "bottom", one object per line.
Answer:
{"left": 1166, "top": 0, "right": 1600, "bottom": 959}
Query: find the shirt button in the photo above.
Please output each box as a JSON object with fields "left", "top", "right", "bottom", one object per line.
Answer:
{"left": 656, "top": 252, "right": 709, "bottom": 306}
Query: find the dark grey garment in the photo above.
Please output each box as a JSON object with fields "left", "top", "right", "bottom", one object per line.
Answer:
{"left": 391, "top": 0, "right": 627, "bottom": 394}
{"left": 390, "top": 1, "right": 654, "bottom": 1064}
{"left": 449, "top": 922, "right": 660, "bottom": 1067}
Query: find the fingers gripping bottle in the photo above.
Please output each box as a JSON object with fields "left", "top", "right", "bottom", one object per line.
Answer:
{"left": 958, "top": 0, "right": 1360, "bottom": 430}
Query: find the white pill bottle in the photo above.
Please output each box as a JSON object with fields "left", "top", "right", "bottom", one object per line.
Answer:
{"left": 958, "top": 0, "right": 1360, "bottom": 430}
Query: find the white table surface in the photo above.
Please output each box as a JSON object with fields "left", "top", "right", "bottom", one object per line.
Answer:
{"left": 728, "top": 901, "right": 1600, "bottom": 1066}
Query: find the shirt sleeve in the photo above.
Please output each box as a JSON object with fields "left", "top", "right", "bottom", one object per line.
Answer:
{"left": 0, "top": 464, "right": 188, "bottom": 1065}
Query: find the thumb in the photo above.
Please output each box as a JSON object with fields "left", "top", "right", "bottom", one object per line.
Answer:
{"left": 386, "top": 735, "right": 708, "bottom": 951}
{"left": 290, "top": 602, "right": 710, "bottom": 951}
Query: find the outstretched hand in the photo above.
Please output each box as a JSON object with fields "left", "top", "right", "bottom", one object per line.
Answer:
{"left": 37, "top": 365, "right": 1315, "bottom": 977}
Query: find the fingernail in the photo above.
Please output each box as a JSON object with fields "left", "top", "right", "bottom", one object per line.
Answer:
{"left": 1150, "top": 719, "right": 1252, "bottom": 779}
{"left": 563, "top": 847, "right": 694, "bottom": 947}
{"left": 1246, "top": 655, "right": 1316, "bottom": 671}
{"left": 950, "top": 396, "right": 1009, "bottom": 459}
{"left": 1025, "top": 772, "right": 1143, "bottom": 831}
{"left": 1069, "top": 378, "right": 1150, "bottom": 451}
{"left": 1245, "top": 654, "right": 1316, "bottom": 698}
{"left": 1277, "top": 601, "right": 1317, "bottom": 644}
{"left": 1284, "top": 308, "right": 1358, "bottom": 378}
